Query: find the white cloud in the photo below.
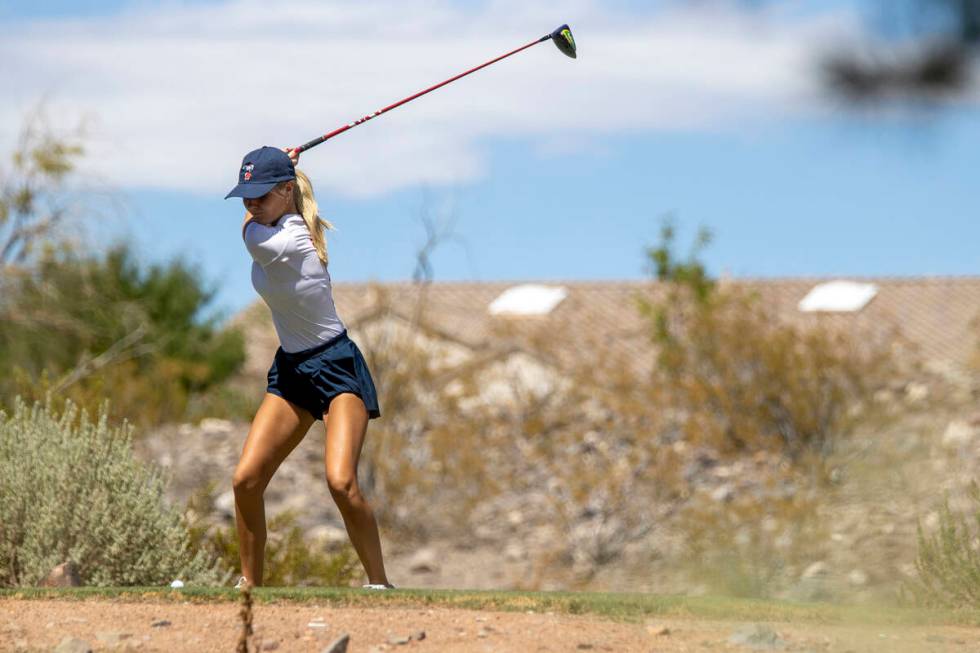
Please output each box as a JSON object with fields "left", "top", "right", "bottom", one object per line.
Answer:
{"left": 1, "top": 0, "right": 860, "bottom": 197}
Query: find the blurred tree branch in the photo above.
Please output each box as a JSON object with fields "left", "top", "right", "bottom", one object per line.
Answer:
{"left": 47, "top": 323, "right": 153, "bottom": 395}
{"left": 820, "top": 0, "right": 979, "bottom": 102}
{"left": 411, "top": 190, "right": 473, "bottom": 286}
{"left": 0, "top": 108, "right": 84, "bottom": 270}
{"left": 728, "top": 0, "right": 980, "bottom": 103}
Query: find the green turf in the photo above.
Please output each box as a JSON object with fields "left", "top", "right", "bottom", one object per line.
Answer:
{"left": 2, "top": 586, "right": 979, "bottom": 627}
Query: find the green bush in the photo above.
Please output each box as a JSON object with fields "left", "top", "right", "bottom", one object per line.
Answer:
{"left": 0, "top": 398, "right": 228, "bottom": 587}
{"left": 907, "top": 482, "right": 980, "bottom": 607}
{"left": 0, "top": 243, "right": 246, "bottom": 427}
{"left": 0, "top": 114, "right": 246, "bottom": 427}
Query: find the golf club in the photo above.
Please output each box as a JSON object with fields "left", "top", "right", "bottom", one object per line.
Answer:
{"left": 293, "top": 24, "right": 577, "bottom": 154}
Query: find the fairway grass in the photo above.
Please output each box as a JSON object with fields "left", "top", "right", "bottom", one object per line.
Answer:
{"left": 2, "top": 586, "right": 979, "bottom": 627}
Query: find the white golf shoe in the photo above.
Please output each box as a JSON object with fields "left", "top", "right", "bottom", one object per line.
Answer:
{"left": 362, "top": 583, "right": 396, "bottom": 590}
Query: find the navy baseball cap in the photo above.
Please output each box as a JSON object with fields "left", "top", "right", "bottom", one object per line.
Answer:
{"left": 224, "top": 146, "right": 296, "bottom": 199}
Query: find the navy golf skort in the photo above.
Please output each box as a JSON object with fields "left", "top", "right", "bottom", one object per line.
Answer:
{"left": 266, "top": 330, "right": 381, "bottom": 420}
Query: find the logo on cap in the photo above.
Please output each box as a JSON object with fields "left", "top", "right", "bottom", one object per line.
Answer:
{"left": 242, "top": 163, "right": 254, "bottom": 181}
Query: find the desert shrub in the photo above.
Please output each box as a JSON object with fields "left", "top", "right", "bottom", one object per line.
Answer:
{"left": 642, "top": 219, "right": 897, "bottom": 460}
{"left": 183, "top": 483, "right": 360, "bottom": 587}
{"left": 348, "top": 288, "right": 668, "bottom": 584}
{"left": 906, "top": 482, "right": 980, "bottom": 607}
{"left": 352, "top": 296, "right": 460, "bottom": 529}
{"left": 0, "top": 398, "right": 227, "bottom": 587}
{"left": 0, "top": 243, "right": 246, "bottom": 427}
{"left": 488, "top": 325, "right": 669, "bottom": 585}
{"left": 679, "top": 468, "right": 828, "bottom": 598}
{"left": 648, "top": 286, "right": 895, "bottom": 459}
{"left": 642, "top": 219, "right": 900, "bottom": 597}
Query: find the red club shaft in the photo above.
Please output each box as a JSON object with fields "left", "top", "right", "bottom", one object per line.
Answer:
{"left": 295, "top": 34, "right": 549, "bottom": 153}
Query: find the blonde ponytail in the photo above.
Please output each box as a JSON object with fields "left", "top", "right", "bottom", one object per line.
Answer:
{"left": 291, "top": 168, "right": 334, "bottom": 266}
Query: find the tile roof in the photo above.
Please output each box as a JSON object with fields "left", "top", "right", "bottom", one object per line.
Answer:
{"left": 235, "top": 277, "right": 980, "bottom": 378}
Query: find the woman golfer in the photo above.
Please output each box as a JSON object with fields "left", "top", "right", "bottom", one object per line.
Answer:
{"left": 225, "top": 145, "right": 393, "bottom": 590}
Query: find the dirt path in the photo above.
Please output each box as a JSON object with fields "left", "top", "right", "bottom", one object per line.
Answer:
{"left": 2, "top": 599, "right": 979, "bottom": 652}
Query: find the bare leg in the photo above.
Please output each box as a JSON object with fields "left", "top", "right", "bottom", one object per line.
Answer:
{"left": 324, "top": 393, "right": 391, "bottom": 586}
{"left": 233, "top": 392, "right": 315, "bottom": 586}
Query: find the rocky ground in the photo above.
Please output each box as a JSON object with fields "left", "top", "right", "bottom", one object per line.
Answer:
{"left": 4, "top": 598, "right": 980, "bottom": 653}
{"left": 133, "top": 373, "right": 980, "bottom": 600}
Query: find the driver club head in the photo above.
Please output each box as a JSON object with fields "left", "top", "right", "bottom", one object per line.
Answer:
{"left": 550, "top": 24, "right": 577, "bottom": 59}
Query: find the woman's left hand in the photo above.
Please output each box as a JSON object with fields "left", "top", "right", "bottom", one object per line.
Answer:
{"left": 283, "top": 147, "right": 300, "bottom": 167}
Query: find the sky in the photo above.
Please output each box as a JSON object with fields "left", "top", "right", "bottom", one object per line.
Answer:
{"left": 2, "top": 0, "right": 977, "bottom": 318}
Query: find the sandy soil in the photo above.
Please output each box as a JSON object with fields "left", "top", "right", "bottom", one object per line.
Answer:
{"left": 2, "top": 598, "right": 980, "bottom": 652}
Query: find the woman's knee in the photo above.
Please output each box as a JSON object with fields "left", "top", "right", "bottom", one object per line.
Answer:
{"left": 233, "top": 466, "right": 267, "bottom": 496}
{"left": 326, "top": 470, "right": 359, "bottom": 502}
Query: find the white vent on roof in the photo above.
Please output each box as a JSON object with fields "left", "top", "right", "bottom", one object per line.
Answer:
{"left": 488, "top": 284, "right": 568, "bottom": 316}
{"left": 798, "top": 281, "right": 878, "bottom": 313}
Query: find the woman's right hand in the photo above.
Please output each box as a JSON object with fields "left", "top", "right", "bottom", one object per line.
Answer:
{"left": 284, "top": 147, "right": 300, "bottom": 167}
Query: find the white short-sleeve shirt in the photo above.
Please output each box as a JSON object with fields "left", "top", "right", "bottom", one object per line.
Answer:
{"left": 243, "top": 213, "right": 345, "bottom": 353}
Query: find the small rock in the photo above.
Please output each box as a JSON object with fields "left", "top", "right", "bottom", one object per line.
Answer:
{"left": 40, "top": 561, "right": 82, "bottom": 588}
{"left": 321, "top": 633, "right": 350, "bottom": 653}
{"left": 407, "top": 548, "right": 439, "bottom": 574}
{"left": 411, "top": 630, "right": 426, "bottom": 641}
{"left": 729, "top": 624, "right": 786, "bottom": 650}
{"left": 577, "top": 644, "right": 594, "bottom": 650}
{"left": 96, "top": 632, "right": 132, "bottom": 646}
{"left": 477, "top": 628, "right": 491, "bottom": 639}
{"left": 942, "top": 420, "right": 978, "bottom": 449}
{"left": 503, "top": 542, "right": 525, "bottom": 561}
{"left": 309, "top": 524, "right": 348, "bottom": 545}
{"left": 713, "top": 464, "right": 734, "bottom": 479}
{"left": 54, "top": 638, "right": 92, "bottom": 653}
{"left": 387, "top": 634, "right": 411, "bottom": 645}
{"left": 169, "top": 580, "right": 184, "bottom": 589}
{"left": 905, "top": 382, "right": 929, "bottom": 402}
{"left": 150, "top": 620, "right": 171, "bottom": 628}
{"left": 200, "top": 417, "right": 234, "bottom": 434}
{"left": 711, "top": 484, "right": 735, "bottom": 502}
{"left": 262, "top": 641, "right": 280, "bottom": 651}
{"left": 646, "top": 624, "right": 670, "bottom": 636}
{"left": 801, "top": 562, "right": 828, "bottom": 580}
{"left": 215, "top": 491, "right": 236, "bottom": 515}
